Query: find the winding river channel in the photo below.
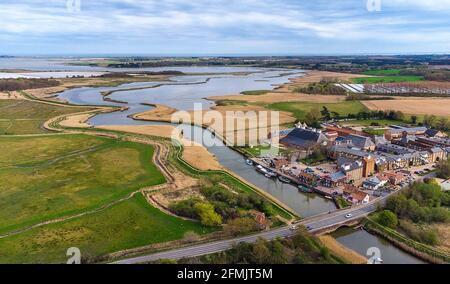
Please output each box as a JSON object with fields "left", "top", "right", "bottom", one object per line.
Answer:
{"left": 1, "top": 59, "right": 423, "bottom": 264}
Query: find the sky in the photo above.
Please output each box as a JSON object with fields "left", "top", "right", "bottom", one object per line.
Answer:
{"left": 0, "top": 0, "right": 449, "bottom": 56}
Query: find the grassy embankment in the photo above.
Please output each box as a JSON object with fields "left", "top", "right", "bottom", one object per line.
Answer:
{"left": 0, "top": 100, "right": 94, "bottom": 135}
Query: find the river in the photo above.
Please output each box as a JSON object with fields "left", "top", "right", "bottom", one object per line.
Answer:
{"left": 2, "top": 60, "right": 424, "bottom": 263}
{"left": 332, "top": 227, "right": 425, "bottom": 264}
{"left": 54, "top": 66, "right": 337, "bottom": 218}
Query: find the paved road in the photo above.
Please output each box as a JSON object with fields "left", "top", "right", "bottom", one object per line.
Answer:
{"left": 112, "top": 199, "right": 380, "bottom": 264}
{"left": 113, "top": 172, "right": 437, "bottom": 264}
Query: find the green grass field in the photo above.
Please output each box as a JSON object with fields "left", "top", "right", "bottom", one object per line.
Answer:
{"left": 362, "top": 69, "right": 402, "bottom": 76}
{"left": 0, "top": 134, "right": 166, "bottom": 234}
{"left": 337, "top": 119, "right": 404, "bottom": 127}
{"left": 0, "top": 100, "right": 93, "bottom": 135}
{"left": 267, "top": 101, "right": 367, "bottom": 121}
{"left": 0, "top": 193, "right": 214, "bottom": 263}
{"left": 352, "top": 76, "right": 424, "bottom": 84}
{"left": 240, "top": 90, "right": 271, "bottom": 96}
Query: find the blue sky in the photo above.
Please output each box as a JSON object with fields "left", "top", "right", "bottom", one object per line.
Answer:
{"left": 0, "top": 0, "right": 449, "bottom": 55}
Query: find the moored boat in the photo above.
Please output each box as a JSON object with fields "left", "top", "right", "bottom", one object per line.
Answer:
{"left": 278, "top": 176, "right": 291, "bottom": 184}
{"left": 298, "top": 185, "right": 313, "bottom": 193}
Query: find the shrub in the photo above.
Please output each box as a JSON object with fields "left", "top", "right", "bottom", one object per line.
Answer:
{"left": 194, "top": 202, "right": 223, "bottom": 227}
{"left": 377, "top": 210, "right": 398, "bottom": 228}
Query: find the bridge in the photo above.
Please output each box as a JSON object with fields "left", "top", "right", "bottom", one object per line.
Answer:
{"left": 112, "top": 172, "right": 435, "bottom": 264}
{"left": 112, "top": 200, "right": 378, "bottom": 264}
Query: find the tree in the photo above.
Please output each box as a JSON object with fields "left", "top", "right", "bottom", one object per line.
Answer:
{"left": 321, "top": 106, "right": 331, "bottom": 121}
{"left": 436, "top": 159, "right": 450, "bottom": 179}
{"left": 377, "top": 210, "right": 398, "bottom": 228}
{"left": 224, "top": 217, "right": 259, "bottom": 236}
{"left": 411, "top": 115, "right": 418, "bottom": 124}
{"left": 252, "top": 238, "right": 271, "bottom": 264}
{"left": 424, "top": 114, "right": 437, "bottom": 127}
{"left": 194, "top": 202, "right": 222, "bottom": 227}
{"left": 305, "top": 108, "right": 321, "bottom": 128}
{"left": 436, "top": 117, "right": 449, "bottom": 131}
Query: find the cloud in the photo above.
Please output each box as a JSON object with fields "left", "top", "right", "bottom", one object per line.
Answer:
{"left": 0, "top": 0, "right": 448, "bottom": 54}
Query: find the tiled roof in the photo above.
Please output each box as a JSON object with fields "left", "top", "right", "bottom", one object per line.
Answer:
{"left": 280, "top": 128, "right": 328, "bottom": 148}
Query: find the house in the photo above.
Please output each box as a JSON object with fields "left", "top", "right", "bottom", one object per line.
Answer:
{"left": 251, "top": 211, "right": 268, "bottom": 230}
{"left": 270, "top": 156, "right": 289, "bottom": 170}
{"left": 322, "top": 171, "right": 347, "bottom": 188}
{"left": 425, "top": 129, "right": 448, "bottom": 138}
{"left": 344, "top": 134, "right": 376, "bottom": 151}
{"left": 343, "top": 185, "right": 370, "bottom": 205}
{"left": 280, "top": 128, "right": 328, "bottom": 150}
{"left": 323, "top": 125, "right": 369, "bottom": 138}
{"left": 377, "top": 171, "right": 408, "bottom": 186}
{"left": 385, "top": 126, "right": 427, "bottom": 141}
{"left": 350, "top": 191, "right": 371, "bottom": 205}
{"left": 268, "top": 128, "right": 294, "bottom": 140}
{"left": 363, "top": 176, "right": 387, "bottom": 190}
{"left": 338, "top": 157, "right": 364, "bottom": 184}
{"left": 324, "top": 131, "right": 339, "bottom": 141}
{"left": 362, "top": 156, "right": 376, "bottom": 177}
{"left": 428, "top": 147, "right": 446, "bottom": 163}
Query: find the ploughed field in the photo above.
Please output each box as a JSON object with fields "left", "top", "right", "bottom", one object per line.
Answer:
{"left": 0, "top": 134, "right": 166, "bottom": 235}
{"left": 0, "top": 100, "right": 93, "bottom": 135}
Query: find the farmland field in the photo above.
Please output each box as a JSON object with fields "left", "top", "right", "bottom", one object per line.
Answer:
{"left": 0, "top": 193, "right": 214, "bottom": 263}
{"left": 0, "top": 100, "right": 93, "bottom": 135}
{"left": 267, "top": 101, "right": 367, "bottom": 121}
{"left": 362, "top": 99, "right": 450, "bottom": 117}
{"left": 0, "top": 135, "right": 166, "bottom": 234}
{"left": 351, "top": 76, "right": 424, "bottom": 84}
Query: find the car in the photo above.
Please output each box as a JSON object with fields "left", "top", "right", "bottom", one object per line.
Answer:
{"left": 345, "top": 213, "right": 353, "bottom": 219}
{"left": 289, "top": 224, "right": 299, "bottom": 231}
{"left": 306, "top": 226, "right": 313, "bottom": 231}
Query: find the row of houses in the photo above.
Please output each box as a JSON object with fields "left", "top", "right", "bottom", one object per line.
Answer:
{"left": 276, "top": 123, "right": 449, "bottom": 191}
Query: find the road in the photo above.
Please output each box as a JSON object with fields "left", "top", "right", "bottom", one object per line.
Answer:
{"left": 112, "top": 198, "right": 380, "bottom": 264}
{"left": 112, "top": 172, "right": 437, "bottom": 264}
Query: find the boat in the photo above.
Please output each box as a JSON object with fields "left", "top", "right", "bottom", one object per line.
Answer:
{"left": 266, "top": 171, "right": 277, "bottom": 178}
{"left": 324, "top": 196, "right": 333, "bottom": 200}
{"left": 245, "top": 159, "right": 253, "bottom": 166}
{"left": 298, "top": 185, "right": 313, "bottom": 193}
{"left": 278, "top": 176, "right": 291, "bottom": 184}
{"left": 256, "top": 165, "right": 268, "bottom": 175}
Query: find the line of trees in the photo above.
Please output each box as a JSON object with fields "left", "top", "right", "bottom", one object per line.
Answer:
{"left": 423, "top": 115, "right": 450, "bottom": 132}
{"left": 178, "top": 230, "right": 341, "bottom": 264}
{"left": 0, "top": 78, "right": 60, "bottom": 92}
